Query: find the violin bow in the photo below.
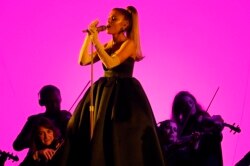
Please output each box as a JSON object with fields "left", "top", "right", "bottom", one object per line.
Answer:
{"left": 179, "top": 86, "right": 219, "bottom": 136}
{"left": 206, "top": 86, "right": 220, "bottom": 112}
{"left": 205, "top": 86, "right": 241, "bottom": 134}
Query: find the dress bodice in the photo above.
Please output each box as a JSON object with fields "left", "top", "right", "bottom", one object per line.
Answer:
{"left": 103, "top": 41, "right": 135, "bottom": 77}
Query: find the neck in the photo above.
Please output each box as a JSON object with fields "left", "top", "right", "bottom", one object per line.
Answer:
{"left": 46, "top": 110, "right": 60, "bottom": 115}
{"left": 112, "top": 34, "right": 127, "bottom": 43}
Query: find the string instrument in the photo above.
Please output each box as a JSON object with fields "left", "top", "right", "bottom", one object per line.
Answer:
{"left": 53, "top": 139, "right": 64, "bottom": 154}
{"left": 0, "top": 150, "right": 19, "bottom": 163}
{"left": 49, "top": 138, "right": 65, "bottom": 160}
{"left": 204, "top": 87, "right": 241, "bottom": 134}
{"left": 199, "top": 114, "right": 241, "bottom": 133}
{"left": 223, "top": 122, "right": 241, "bottom": 134}
{"left": 170, "top": 119, "right": 241, "bottom": 152}
{"left": 167, "top": 121, "right": 241, "bottom": 152}
{"left": 179, "top": 121, "right": 241, "bottom": 144}
{"left": 37, "top": 139, "right": 64, "bottom": 164}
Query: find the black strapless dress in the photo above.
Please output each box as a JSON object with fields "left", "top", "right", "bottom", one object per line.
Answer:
{"left": 62, "top": 45, "right": 165, "bottom": 166}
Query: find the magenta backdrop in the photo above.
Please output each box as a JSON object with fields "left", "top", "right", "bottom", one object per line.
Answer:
{"left": 0, "top": 0, "right": 249, "bottom": 165}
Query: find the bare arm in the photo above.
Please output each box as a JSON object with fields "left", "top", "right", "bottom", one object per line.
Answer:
{"left": 93, "top": 39, "right": 135, "bottom": 69}
{"left": 78, "top": 35, "right": 99, "bottom": 66}
{"left": 86, "top": 20, "right": 136, "bottom": 69}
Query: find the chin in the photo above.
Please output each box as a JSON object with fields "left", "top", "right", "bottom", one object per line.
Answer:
{"left": 44, "top": 141, "right": 52, "bottom": 146}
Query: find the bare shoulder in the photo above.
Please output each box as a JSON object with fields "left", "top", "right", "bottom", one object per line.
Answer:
{"left": 123, "top": 39, "right": 135, "bottom": 47}
{"left": 122, "top": 39, "right": 136, "bottom": 59}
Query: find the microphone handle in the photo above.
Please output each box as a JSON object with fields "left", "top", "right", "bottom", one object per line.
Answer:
{"left": 82, "top": 25, "right": 107, "bottom": 33}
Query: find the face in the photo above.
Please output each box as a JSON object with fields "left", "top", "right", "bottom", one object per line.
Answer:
{"left": 38, "top": 126, "right": 55, "bottom": 146}
{"left": 106, "top": 9, "right": 128, "bottom": 34}
{"left": 44, "top": 91, "right": 61, "bottom": 112}
{"left": 182, "top": 96, "right": 196, "bottom": 115}
{"left": 163, "top": 122, "right": 178, "bottom": 143}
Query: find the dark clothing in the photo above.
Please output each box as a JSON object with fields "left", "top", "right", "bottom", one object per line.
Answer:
{"left": 235, "top": 151, "right": 250, "bottom": 166}
{"left": 20, "top": 139, "right": 65, "bottom": 166}
{"left": 62, "top": 52, "right": 165, "bottom": 165}
{"left": 159, "top": 137, "right": 199, "bottom": 166}
{"left": 13, "top": 110, "right": 72, "bottom": 151}
{"left": 177, "top": 112, "right": 223, "bottom": 166}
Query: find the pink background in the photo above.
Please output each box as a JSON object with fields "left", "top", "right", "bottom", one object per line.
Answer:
{"left": 0, "top": 0, "right": 249, "bottom": 165}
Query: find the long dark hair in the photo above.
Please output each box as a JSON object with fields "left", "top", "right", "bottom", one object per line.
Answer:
{"left": 171, "top": 91, "right": 204, "bottom": 126}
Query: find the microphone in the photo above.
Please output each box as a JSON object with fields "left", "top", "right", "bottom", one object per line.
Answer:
{"left": 82, "top": 25, "right": 107, "bottom": 33}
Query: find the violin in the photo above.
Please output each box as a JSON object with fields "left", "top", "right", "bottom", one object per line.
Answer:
{"left": 223, "top": 122, "right": 241, "bottom": 134}
{"left": 172, "top": 115, "right": 241, "bottom": 153}
{"left": 54, "top": 139, "right": 64, "bottom": 154}
{"left": 49, "top": 138, "right": 65, "bottom": 160}
{"left": 204, "top": 87, "right": 241, "bottom": 134}
{"left": 34, "top": 138, "right": 65, "bottom": 163}
{"left": 199, "top": 115, "right": 241, "bottom": 134}
{"left": 168, "top": 121, "right": 241, "bottom": 152}
{"left": 0, "top": 149, "right": 19, "bottom": 163}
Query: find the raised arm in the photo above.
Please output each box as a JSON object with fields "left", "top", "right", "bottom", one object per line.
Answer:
{"left": 78, "top": 34, "right": 99, "bottom": 66}
{"left": 88, "top": 20, "right": 136, "bottom": 69}
{"left": 93, "top": 39, "right": 135, "bottom": 69}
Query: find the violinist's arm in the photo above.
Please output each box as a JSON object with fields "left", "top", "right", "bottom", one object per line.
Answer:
{"left": 34, "top": 148, "right": 56, "bottom": 161}
{"left": 200, "top": 116, "right": 224, "bottom": 142}
{"left": 211, "top": 115, "right": 224, "bottom": 129}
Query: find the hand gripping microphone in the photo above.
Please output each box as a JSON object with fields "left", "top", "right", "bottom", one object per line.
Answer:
{"left": 82, "top": 25, "right": 107, "bottom": 33}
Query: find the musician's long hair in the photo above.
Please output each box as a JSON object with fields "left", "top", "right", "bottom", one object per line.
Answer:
{"left": 171, "top": 91, "right": 204, "bottom": 126}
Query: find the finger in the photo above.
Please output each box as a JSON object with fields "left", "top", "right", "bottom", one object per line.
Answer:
{"left": 88, "top": 19, "right": 99, "bottom": 29}
{"left": 44, "top": 152, "right": 50, "bottom": 160}
{"left": 88, "top": 28, "right": 97, "bottom": 34}
{"left": 90, "top": 19, "right": 99, "bottom": 26}
{"left": 44, "top": 149, "right": 54, "bottom": 160}
{"left": 48, "top": 150, "right": 55, "bottom": 160}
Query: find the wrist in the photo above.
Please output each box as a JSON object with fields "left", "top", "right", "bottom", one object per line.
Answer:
{"left": 92, "top": 37, "right": 100, "bottom": 46}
